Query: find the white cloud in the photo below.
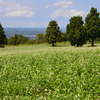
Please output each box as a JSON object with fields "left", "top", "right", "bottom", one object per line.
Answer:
{"left": 48, "top": 9, "right": 89, "bottom": 18}
{"left": 0, "top": 0, "right": 4, "bottom": 5}
{"left": 45, "top": 5, "right": 49, "bottom": 8}
{"left": 45, "top": 1, "right": 73, "bottom": 8}
{"left": 0, "top": 0, "right": 12, "bottom": 6}
{"left": 0, "top": 0, "right": 36, "bottom": 17}
{"left": 0, "top": 0, "right": 7, "bottom": 5}
{"left": 5, "top": 4, "right": 35, "bottom": 17}
{"left": 5, "top": 11, "right": 35, "bottom": 17}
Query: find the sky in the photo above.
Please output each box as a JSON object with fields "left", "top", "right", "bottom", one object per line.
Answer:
{"left": 0, "top": 0, "right": 100, "bottom": 28}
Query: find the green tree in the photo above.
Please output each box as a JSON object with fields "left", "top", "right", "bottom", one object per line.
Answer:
{"left": 37, "top": 33, "right": 44, "bottom": 40}
{"left": 28, "top": 39, "right": 36, "bottom": 45}
{"left": 0, "top": 23, "right": 7, "bottom": 47}
{"left": 8, "top": 34, "right": 29, "bottom": 45}
{"left": 36, "top": 33, "right": 45, "bottom": 44}
{"left": 85, "top": 7, "right": 100, "bottom": 47}
{"left": 66, "top": 16, "right": 86, "bottom": 47}
{"left": 61, "top": 32, "right": 67, "bottom": 41}
{"left": 17, "top": 34, "right": 29, "bottom": 44}
{"left": 45, "top": 20, "right": 62, "bottom": 46}
{"left": 13, "top": 34, "right": 18, "bottom": 45}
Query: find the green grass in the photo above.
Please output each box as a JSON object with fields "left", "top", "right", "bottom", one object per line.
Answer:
{"left": 0, "top": 44, "right": 100, "bottom": 100}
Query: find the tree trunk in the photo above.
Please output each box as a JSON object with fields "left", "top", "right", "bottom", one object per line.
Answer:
{"left": 92, "top": 38, "right": 94, "bottom": 47}
{"left": 52, "top": 42, "right": 55, "bottom": 46}
{"left": 0, "top": 44, "right": 1, "bottom": 47}
{"left": 77, "top": 43, "right": 79, "bottom": 47}
{"left": 77, "top": 45, "right": 79, "bottom": 47}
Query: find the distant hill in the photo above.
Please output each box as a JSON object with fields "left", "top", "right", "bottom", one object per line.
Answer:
{"left": 4, "top": 27, "right": 66, "bottom": 39}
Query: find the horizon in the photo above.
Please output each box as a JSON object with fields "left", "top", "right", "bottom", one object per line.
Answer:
{"left": 4, "top": 27, "right": 66, "bottom": 28}
{"left": 4, "top": 26, "right": 66, "bottom": 39}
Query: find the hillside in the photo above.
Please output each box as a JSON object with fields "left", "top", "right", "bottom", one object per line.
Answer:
{"left": 0, "top": 44, "right": 100, "bottom": 99}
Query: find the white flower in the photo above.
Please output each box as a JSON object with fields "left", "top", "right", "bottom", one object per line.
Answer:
{"left": 45, "top": 89, "right": 47, "bottom": 91}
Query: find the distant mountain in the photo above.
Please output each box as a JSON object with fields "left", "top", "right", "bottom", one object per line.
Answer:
{"left": 4, "top": 27, "right": 66, "bottom": 39}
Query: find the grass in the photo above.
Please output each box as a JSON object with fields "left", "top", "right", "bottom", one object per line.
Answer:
{"left": 0, "top": 44, "right": 100, "bottom": 100}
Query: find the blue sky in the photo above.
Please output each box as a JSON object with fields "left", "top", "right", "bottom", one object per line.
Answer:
{"left": 0, "top": 0, "right": 100, "bottom": 28}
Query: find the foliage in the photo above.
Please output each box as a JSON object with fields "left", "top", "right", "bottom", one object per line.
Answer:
{"left": 0, "top": 45, "right": 100, "bottom": 99}
{"left": 85, "top": 7, "right": 100, "bottom": 46}
{"left": 36, "top": 33, "right": 44, "bottom": 40}
{"left": 66, "top": 16, "right": 86, "bottom": 47}
{"left": 36, "top": 33, "right": 46, "bottom": 44}
{"left": 45, "top": 20, "right": 62, "bottom": 46}
{"left": 8, "top": 34, "right": 29, "bottom": 45}
{"left": 28, "top": 39, "right": 36, "bottom": 45}
{"left": 61, "top": 32, "right": 67, "bottom": 42}
{"left": 28, "top": 39, "right": 46, "bottom": 45}
{"left": 0, "top": 23, "right": 7, "bottom": 47}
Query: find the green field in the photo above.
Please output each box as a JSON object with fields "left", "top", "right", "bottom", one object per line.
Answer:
{"left": 0, "top": 44, "right": 100, "bottom": 100}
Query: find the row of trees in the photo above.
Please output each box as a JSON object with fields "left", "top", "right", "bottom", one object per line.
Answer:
{"left": 8, "top": 34, "right": 29, "bottom": 45}
{"left": 0, "top": 7, "right": 100, "bottom": 47}
{"left": 7, "top": 33, "right": 45, "bottom": 45}
{"left": 66, "top": 7, "right": 100, "bottom": 47}
{"left": 45, "top": 7, "right": 100, "bottom": 47}
{"left": 7, "top": 32, "right": 67, "bottom": 45}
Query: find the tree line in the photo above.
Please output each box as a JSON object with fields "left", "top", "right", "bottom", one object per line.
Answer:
{"left": 45, "top": 7, "right": 100, "bottom": 47}
{"left": 0, "top": 7, "right": 100, "bottom": 47}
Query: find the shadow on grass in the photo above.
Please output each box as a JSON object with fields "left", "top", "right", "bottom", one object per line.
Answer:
{"left": 0, "top": 46, "right": 5, "bottom": 48}
{"left": 50, "top": 44, "right": 71, "bottom": 47}
{"left": 50, "top": 44, "right": 100, "bottom": 48}
{"left": 84, "top": 44, "right": 100, "bottom": 47}
{"left": 88, "top": 45, "right": 97, "bottom": 47}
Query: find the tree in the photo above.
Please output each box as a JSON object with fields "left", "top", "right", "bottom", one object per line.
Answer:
{"left": 37, "top": 33, "right": 44, "bottom": 40}
{"left": 13, "top": 34, "right": 18, "bottom": 45}
{"left": 28, "top": 39, "right": 36, "bottom": 45}
{"left": 8, "top": 34, "right": 29, "bottom": 45}
{"left": 17, "top": 34, "right": 29, "bottom": 44}
{"left": 66, "top": 16, "right": 86, "bottom": 47}
{"left": 61, "top": 32, "right": 67, "bottom": 42}
{"left": 36, "top": 33, "right": 45, "bottom": 44}
{"left": 85, "top": 7, "right": 100, "bottom": 47}
{"left": 0, "top": 23, "right": 7, "bottom": 47}
{"left": 45, "top": 20, "right": 62, "bottom": 46}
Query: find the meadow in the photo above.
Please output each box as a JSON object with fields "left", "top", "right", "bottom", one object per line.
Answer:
{"left": 0, "top": 44, "right": 100, "bottom": 100}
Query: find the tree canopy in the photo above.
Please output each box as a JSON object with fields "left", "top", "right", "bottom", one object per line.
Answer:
{"left": 85, "top": 7, "right": 100, "bottom": 46}
{"left": 0, "top": 23, "right": 7, "bottom": 47}
{"left": 66, "top": 16, "right": 86, "bottom": 47}
{"left": 8, "top": 34, "right": 29, "bottom": 45}
{"left": 61, "top": 32, "right": 67, "bottom": 42}
{"left": 36, "top": 33, "right": 45, "bottom": 44}
{"left": 36, "top": 33, "right": 44, "bottom": 40}
{"left": 45, "top": 20, "right": 62, "bottom": 46}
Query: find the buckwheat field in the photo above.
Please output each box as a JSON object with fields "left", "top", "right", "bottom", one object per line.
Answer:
{"left": 0, "top": 45, "right": 100, "bottom": 100}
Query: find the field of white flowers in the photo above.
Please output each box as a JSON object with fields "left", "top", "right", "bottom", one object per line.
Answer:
{"left": 0, "top": 45, "right": 100, "bottom": 100}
